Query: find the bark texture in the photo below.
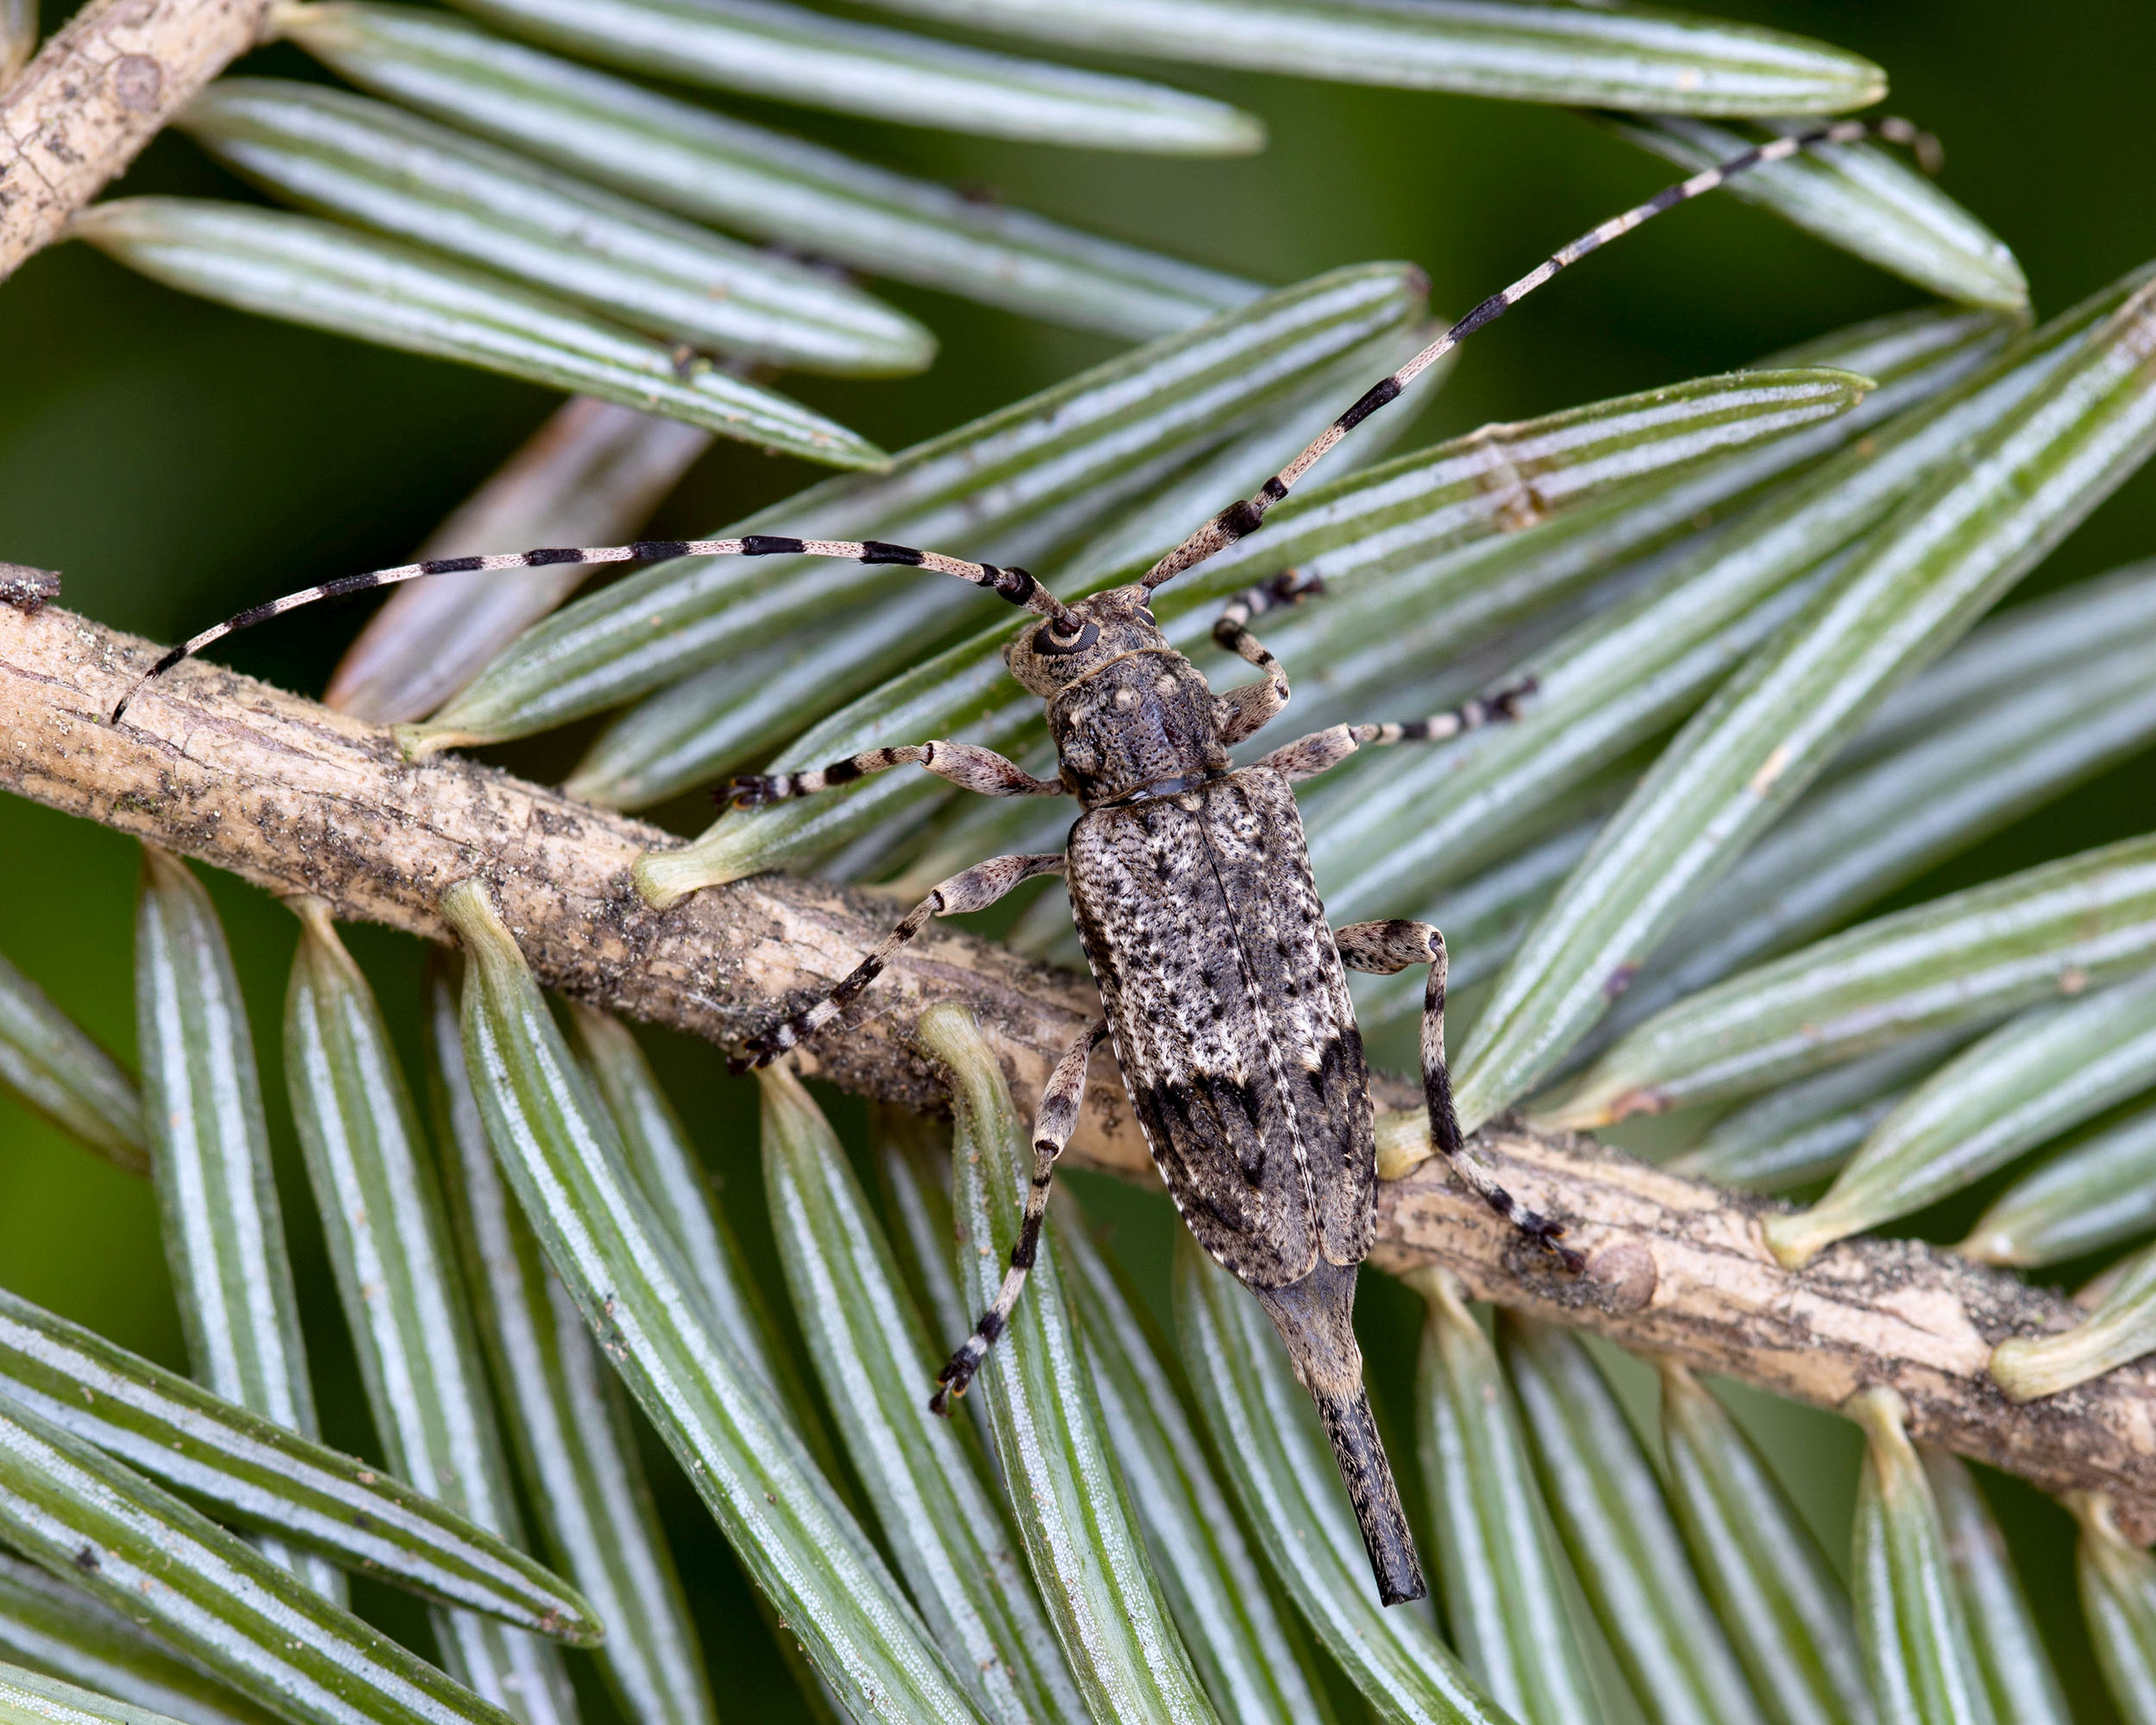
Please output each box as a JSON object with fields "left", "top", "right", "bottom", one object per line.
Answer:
{"left": 5, "top": 599, "right": 2155, "bottom": 1536}
{"left": 1, "top": 0, "right": 272, "bottom": 282}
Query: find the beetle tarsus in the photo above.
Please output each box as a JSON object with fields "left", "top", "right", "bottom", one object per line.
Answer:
{"left": 1523, "top": 1215, "right": 1587, "bottom": 1276}
{"left": 929, "top": 1346, "right": 981, "bottom": 1415}
{"left": 718, "top": 775, "right": 778, "bottom": 808}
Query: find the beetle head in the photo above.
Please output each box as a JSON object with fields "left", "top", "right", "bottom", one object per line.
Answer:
{"left": 1002, "top": 585, "right": 1169, "bottom": 697}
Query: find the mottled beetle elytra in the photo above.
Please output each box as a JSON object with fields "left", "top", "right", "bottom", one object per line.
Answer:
{"left": 108, "top": 112, "right": 1938, "bottom": 1606}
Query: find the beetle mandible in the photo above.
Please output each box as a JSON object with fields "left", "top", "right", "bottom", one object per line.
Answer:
{"left": 109, "top": 112, "right": 1937, "bottom": 1605}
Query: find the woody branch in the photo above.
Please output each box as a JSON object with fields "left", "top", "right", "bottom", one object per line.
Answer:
{"left": 4, "top": 599, "right": 2153, "bottom": 1537}
{"left": 2, "top": 0, "right": 273, "bottom": 282}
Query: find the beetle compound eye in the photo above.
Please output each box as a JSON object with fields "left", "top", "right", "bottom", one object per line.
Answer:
{"left": 1032, "top": 619, "right": 1100, "bottom": 657}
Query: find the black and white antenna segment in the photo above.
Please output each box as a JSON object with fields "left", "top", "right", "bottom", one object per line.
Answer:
{"left": 106, "top": 113, "right": 1935, "bottom": 724}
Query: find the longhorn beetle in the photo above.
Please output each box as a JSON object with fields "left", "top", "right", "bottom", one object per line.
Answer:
{"left": 110, "top": 114, "right": 1936, "bottom": 1607}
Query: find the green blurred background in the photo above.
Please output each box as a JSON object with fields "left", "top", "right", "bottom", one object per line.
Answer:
{"left": 3, "top": 1, "right": 2154, "bottom": 1716}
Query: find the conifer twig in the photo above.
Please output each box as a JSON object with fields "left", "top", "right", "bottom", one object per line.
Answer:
{"left": 4, "top": 600, "right": 2154, "bottom": 1535}
{"left": 1, "top": 0, "right": 273, "bottom": 281}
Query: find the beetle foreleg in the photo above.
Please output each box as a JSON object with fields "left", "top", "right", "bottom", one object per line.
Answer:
{"left": 720, "top": 739, "right": 1066, "bottom": 810}
{"left": 1333, "top": 919, "right": 1583, "bottom": 1273}
{"left": 1213, "top": 568, "right": 1322, "bottom": 744}
{"left": 732, "top": 852, "right": 1065, "bottom": 1070}
{"left": 1255, "top": 674, "right": 1537, "bottom": 782}
{"left": 931, "top": 1019, "right": 1110, "bottom": 1414}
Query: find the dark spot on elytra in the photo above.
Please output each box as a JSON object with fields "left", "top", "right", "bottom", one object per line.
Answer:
{"left": 1307, "top": 1034, "right": 1356, "bottom": 1101}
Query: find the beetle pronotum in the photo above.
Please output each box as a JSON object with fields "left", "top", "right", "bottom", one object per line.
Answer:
{"left": 109, "top": 113, "right": 1937, "bottom": 1604}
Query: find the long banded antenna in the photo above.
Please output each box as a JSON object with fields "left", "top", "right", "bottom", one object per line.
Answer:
{"left": 1140, "top": 115, "right": 1940, "bottom": 593}
{"left": 112, "top": 114, "right": 1939, "bottom": 726}
{"left": 107, "top": 536, "right": 1073, "bottom": 723}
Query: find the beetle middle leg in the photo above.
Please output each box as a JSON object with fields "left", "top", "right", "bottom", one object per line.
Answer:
{"left": 1333, "top": 918, "right": 1583, "bottom": 1272}
{"left": 720, "top": 739, "right": 1066, "bottom": 809}
{"left": 931, "top": 1017, "right": 1110, "bottom": 1414}
{"left": 1257, "top": 675, "right": 1538, "bottom": 781}
{"left": 734, "top": 852, "right": 1066, "bottom": 1069}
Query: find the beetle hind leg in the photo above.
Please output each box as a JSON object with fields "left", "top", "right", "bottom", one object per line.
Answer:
{"left": 931, "top": 1018, "right": 1108, "bottom": 1414}
{"left": 1333, "top": 919, "right": 1583, "bottom": 1273}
